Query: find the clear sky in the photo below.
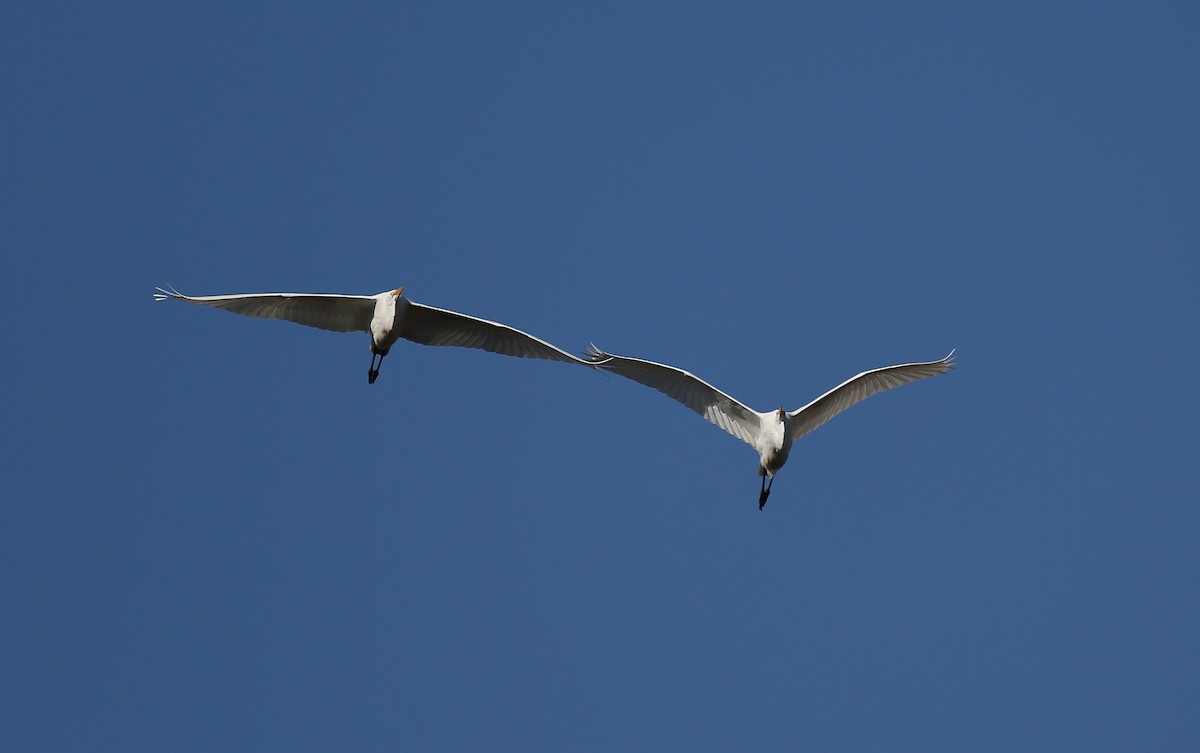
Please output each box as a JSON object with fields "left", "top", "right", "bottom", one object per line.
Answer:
{"left": 3, "top": 1, "right": 1197, "bottom": 751}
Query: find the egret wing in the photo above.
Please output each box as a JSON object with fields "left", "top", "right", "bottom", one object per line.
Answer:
{"left": 586, "top": 346, "right": 762, "bottom": 446}
{"left": 788, "top": 351, "right": 955, "bottom": 441}
{"left": 399, "top": 301, "right": 591, "bottom": 365}
{"left": 154, "top": 287, "right": 375, "bottom": 333}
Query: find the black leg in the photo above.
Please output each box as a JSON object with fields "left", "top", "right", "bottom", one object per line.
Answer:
{"left": 758, "top": 475, "right": 772, "bottom": 510}
{"left": 368, "top": 353, "right": 381, "bottom": 384}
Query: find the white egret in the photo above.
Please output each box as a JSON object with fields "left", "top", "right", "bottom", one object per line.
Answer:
{"left": 154, "top": 286, "right": 594, "bottom": 383}
{"left": 585, "top": 346, "right": 955, "bottom": 508}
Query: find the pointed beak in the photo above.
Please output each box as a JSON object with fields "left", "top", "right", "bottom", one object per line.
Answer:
{"left": 393, "top": 287, "right": 405, "bottom": 296}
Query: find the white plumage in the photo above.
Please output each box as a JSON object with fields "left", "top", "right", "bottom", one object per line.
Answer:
{"left": 155, "top": 286, "right": 593, "bottom": 383}
{"left": 585, "top": 346, "right": 955, "bottom": 508}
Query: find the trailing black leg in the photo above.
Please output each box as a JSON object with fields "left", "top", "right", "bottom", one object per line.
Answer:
{"left": 368, "top": 352, "right": 383, "bottom": 384}
{"left": 758, "top": 474, "right": 773, "bottom": 510}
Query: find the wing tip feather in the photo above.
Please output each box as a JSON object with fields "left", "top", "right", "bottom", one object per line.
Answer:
{"left": 584, "top": 343, "right": 614, "bottom": 365}
{"left": 153, "top": 284, "right": 183, "bottom": 302}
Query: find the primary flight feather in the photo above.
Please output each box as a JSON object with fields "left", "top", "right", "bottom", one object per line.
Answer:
{"left": 154, "top": 285, "right": 593, "bottom": 383}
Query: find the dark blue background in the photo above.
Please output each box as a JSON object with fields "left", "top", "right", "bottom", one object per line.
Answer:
{"left": 3, "top": 2, "right": 1197, "bottom": 750}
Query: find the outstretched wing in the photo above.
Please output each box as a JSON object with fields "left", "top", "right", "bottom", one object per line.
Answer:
{"left": 585, "top": 346, "right": 762, "bottom": 446}
{"left": 154, "top": 286, "right": 375, "bottom": 333}
{"left": 400, "top": 301, "right": 593, "bottom": 366}
{"left": 788, "top": 351, "right": 955, "bottom": 441}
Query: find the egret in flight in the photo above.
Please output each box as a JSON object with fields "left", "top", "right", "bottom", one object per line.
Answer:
{"left": 154, "top": 286, "right": 593, "bottom": 383}
{"left": 585, "top": 346, "right": 955, "bottom": 508}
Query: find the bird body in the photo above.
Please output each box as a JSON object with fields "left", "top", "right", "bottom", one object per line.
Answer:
{"left": 585, "top": 346, "right": 954, "bottom": 508}
{"left": 368, "top": 288, "right": 407, "bottom": 356}
{"left": 155, "top": 286, "right": 593, "bottom": 383}
{"left": 755, "top": 408, "right": 792, "bottom": 478}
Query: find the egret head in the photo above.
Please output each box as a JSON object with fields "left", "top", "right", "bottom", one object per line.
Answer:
{"left": 392, "top": 287, "right": 405, "bottom": 297}
{"left": 776, "top": 406, "right": 786, "bottom": 420}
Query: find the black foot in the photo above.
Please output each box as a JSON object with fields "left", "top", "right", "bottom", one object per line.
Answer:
{"left": 368, "top": 351, "right": 385, "bottom": 384}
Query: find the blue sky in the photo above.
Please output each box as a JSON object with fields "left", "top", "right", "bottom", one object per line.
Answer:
{"left": 3, "top": 1, "right": 1197, "bottom": 750}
